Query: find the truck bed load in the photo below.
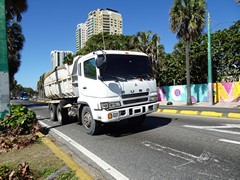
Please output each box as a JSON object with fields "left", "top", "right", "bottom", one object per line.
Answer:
{"left": 44, "top": 63, "right": 77, "bottom": 99}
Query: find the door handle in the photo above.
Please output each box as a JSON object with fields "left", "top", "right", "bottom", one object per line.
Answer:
{"left": 83, "top": 87, "right": 87, "bottom": 89}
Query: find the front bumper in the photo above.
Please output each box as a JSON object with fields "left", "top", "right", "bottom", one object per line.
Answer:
{"left": 94, "top": 102, "right": 159, "bottom": 123}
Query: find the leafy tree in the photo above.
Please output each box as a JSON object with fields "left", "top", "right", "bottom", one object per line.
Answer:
{"left": 77, "top": 33, "right": 133, "bottom": 55}
{"left": 63, "top": 53, "right": 75, "bottom": 65}
{"left": 130, "top": 31, "right": 165, "bottom": 84}
{"left": 189, "top": 34, "right": 208, "bottom": 84}
{"left": 5, "top": 0, "right": 28, "bottom": 89}
{"left": 7, "top": 22, "right": 25, "bottom": 84}
{"left": 211, "top": 20, "right": 240, "bottom": 82}
{"left": 10, "top": 80, "right": 23, "bottom": 98}
{"left": 37, "top": 74, "right": 45, "bottom": 98}
{"left": 5, "top": 0, "right": 28, "bottom": 22}
{"left": 131, "top": 31, "right": 153, "bottom": 54}
{"left": 169, "top": 0, "right": 206, "bottom": 105}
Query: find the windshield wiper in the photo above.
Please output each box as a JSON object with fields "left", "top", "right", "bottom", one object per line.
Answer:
{"left": 128, "top": 74, "right": 153, "bottom": 80}
{"left": 100, "top": 74, "right": 127, "bottom": 81}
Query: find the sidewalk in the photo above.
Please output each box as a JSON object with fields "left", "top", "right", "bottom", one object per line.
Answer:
{"left": 158, "top": 101, "right": 240, "bottom": 119}
{"left": 158, "top": 101, "right": 240, "bottom": 108}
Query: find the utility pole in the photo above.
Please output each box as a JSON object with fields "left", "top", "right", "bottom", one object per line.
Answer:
{"left": 208, "top": 12, "right": 213, "bottom": 106}
{"left": 0, "top": 0, "right": 10, "bottom": 118}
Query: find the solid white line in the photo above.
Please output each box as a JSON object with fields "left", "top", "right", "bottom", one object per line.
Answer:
{"left": 38, "top": 121, "right": 129, "bottom": 180}
{"left": 184, "top": 124, "right": 240, "bottom": 135}
{"left": 207, "top": 128, "right": 240, "bottom": 135}
{"left": 219, "top": 139, "right": 240, "bottom": 145}
{"left": 183, "top": 125, "right": 240, "bottom": 129}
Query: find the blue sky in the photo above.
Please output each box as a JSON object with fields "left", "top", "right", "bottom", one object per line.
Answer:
{"left": 15, "top": 0, "right": 239, "bottom": 90}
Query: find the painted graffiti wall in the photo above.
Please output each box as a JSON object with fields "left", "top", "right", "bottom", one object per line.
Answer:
{"left": 158, "top": 82, "right": 240, "bottom": 103}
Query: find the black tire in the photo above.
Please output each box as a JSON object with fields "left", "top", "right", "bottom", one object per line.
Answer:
{"left": 56, "top": 104, "right": 68, "bottom": 125}
{"left": 81, "top": 106, "right": 101, "bottom": 135}
{"left": 49, "top": 104, "right": 57, "bottom": 121}
{"left": 128, "top": 115, "right": 146, "bottom": 126}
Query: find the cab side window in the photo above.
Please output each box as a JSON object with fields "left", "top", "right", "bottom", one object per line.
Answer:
{"left": 84, "top": 58, "right": 96, "bottom": 79}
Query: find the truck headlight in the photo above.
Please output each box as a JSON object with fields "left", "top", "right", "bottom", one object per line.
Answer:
{"left": 149, "top": 95, "right": 158, "bottom": 102}
{"left": 100, "top": 101, "right": 121, "bottom": 110}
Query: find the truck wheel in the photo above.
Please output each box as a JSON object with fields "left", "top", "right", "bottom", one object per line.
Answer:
{"left": 56, "top": 104, "right": 68, "bottom": 125}
{"left": 128, "top": 115, "right": 146, "bottom": 126}
{"left": 49, "top": 104, "right": 57, "bottom": 121}
{"left": 81, "top": 106, "right": 101, "bottom": 135}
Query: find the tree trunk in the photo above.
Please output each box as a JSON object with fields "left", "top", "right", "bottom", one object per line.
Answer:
{"left": 185, "top": 41, "right": 192, "bottom": 105}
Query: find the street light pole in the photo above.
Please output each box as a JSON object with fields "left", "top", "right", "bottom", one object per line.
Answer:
{"left": 207, "top": 12, "right": 213, "bottom": 106}
{"left": 0, "top": 0, "right": 10, "bottom": 118}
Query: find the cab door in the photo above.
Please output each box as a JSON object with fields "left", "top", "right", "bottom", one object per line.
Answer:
{"left": 78, "top": 58, "right": 99, "bottom": 98}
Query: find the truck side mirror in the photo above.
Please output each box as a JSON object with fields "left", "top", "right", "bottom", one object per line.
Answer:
{"left": 96, "top": 54, "right": 107, "bottom": 68}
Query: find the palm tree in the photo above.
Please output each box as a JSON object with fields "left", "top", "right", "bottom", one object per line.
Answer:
{"left": 37, "top": 74, "right": 45, "bottom": 98}
{"left": 132, "top": 31, "right": 152, "bottom": 53}
{"left": 5, "top": 0, "right": 28, "bottom": 22}
{"left": 169, "top": 0, "right": 206, "bottom": 105}
{"left": 5, "top": 0, "right": 28, "bottom": 85}
{"left": 63, "top": 53, "right": 74, "bottom": 65}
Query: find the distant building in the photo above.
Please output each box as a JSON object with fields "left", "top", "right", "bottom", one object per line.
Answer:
{"left": 76, "top": 8, "right": 123, "bottom": 50}
{"left": 76, "top": 23, "right": 87, "bottom": 52}
{"left": 50, "top": 50, "right": 73, "bottom": 68}
{"left": 87, "top": 8, "right": 123, "bottom": 38}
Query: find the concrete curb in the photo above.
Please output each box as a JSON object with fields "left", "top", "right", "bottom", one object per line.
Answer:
{"left": 157, "top": 108, "right": 240, "bottom": 119}
{"left": 36, "top": 132, "right": 92, "bottom": 180}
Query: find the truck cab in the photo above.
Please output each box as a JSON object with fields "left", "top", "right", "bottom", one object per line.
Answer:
{"left": 44, "top": 50, "right": 159, "bottom": 135}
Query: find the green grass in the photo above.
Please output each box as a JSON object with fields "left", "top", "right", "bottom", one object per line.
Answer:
{"left": 0, "top": 141, "right": 70, "bottom": 179}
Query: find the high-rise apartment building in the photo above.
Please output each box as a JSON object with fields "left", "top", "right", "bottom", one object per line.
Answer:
{"left": 76, "top": 8, "right": 123, "bottom": 51}
{"left": 50, "top": 50, "right": 73, "bottom": 68}
{"left": 87, "top": 8, "right": 123, "bottom": 38}
{"left": 76, "top": 23, "right": 87, "bottom": 52}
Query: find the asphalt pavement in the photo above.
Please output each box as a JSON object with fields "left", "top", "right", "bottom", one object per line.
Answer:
{"left": 16, "top": 99, "right": 240, "bottom": 179}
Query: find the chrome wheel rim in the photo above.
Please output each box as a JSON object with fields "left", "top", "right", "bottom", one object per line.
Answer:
{"left": 83, "top": 112, "right": 92, "bottom": 128}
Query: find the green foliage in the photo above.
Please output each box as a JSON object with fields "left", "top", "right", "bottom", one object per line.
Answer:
{"left": 58, "top": 171, "right": 78, "bottom": 180}
{"left": 77, "top": 33, "right": 133, "bottom": 55}
{"left": 0, "top": 165, "right": 11, "bottom": 179}
{"left": 211, "top": 20, "right": 240, "bottom": 82}
{"left": 5, "top": 0, "right": 28, "bottom": 86}
{"left": 37, "top": 73, "right": 45, "bottom": 98}
{"left": 63, "top": 53, "right": 75, "bottom": 65}
{"left": 159, "top": 20, "right": 240, "bottom": 86}
{"left": 0, "top": 104, "right": 37, "bottom": 134}
{"left": 0, "top": 162, "right": 33, "bottom": 179}
{"left": 169, "top": 0, "right": 206, "bottom": 42}
{"left": 39, "top": 167, "right": 58, "bottom": 178}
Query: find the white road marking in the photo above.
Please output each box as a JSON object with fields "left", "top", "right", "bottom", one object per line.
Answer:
{"left": 142, "top": 141, "right": 211, "bottom": 167}
{"left": 219, "top": 139, "right": 240, "bottom": 145}
{"left": 183, "top": 124, "right": 240, "bottom": 135}
{"left": 206, "top": 129, "right": 240, "bottom": 135}
{"left": 142, "top": 141, "right": 236, "bottom": 178}
{"left": 38, "top": 121, "right": 129, "bottom": 180}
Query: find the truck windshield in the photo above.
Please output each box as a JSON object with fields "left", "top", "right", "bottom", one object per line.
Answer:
{"left": 99, "top": 54, "right": 153, "bottom": 81}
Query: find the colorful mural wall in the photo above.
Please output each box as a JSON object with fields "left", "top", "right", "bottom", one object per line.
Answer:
{"left": 158, "top": 82, "right": 240, "bottom": 103}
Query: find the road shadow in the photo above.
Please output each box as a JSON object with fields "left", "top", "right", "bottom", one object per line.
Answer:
{"left": 25, "top": 102, "right": 48, "bottom": 108}
{"left": 40, "top": 124, "right": 64, "bottom": 135}
{"left": 102, "top": 116, "right": 172, "bottom": 137}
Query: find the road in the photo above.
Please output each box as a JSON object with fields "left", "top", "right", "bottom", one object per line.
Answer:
{"left": 13, "top": 100, "right": 240, "bottom": 179}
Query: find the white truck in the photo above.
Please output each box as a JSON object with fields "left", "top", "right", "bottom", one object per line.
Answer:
{"left": 44, "top": 50, "right": 159, "bottom": 135}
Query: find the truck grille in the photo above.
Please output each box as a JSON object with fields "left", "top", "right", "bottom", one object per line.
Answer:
{"left": 122, "top": 92, "right": 149, "bottom": 105}
{"left": 123, "top": 97, "right": 148, "bottom": 105}
{"left": 122, "top": 92, "right": 149, "bottom": 99}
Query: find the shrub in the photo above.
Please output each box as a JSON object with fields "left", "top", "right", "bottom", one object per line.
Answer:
{"left": 0, "top": 104, "right": 40, "bottom": 152}
{"left": 0, "top": 104, "right": 38, "bottom": 135}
